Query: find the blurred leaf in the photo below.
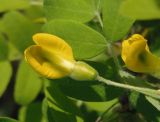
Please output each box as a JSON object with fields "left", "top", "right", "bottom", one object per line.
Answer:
{"left": 129, "top": 94, "right": 160, "bottom": 122}
{"left": 44, "top": 81, "right": 84, "bottom": 122}
{"left": 93, "top": 0, "right": 102, "bottom": 12}
{"left": 0, "top": 61, "right": 12, "bottom": 97}
{"left": 45, "top": 81, "right": 82, "bottom": 117}
{"left": 103, "top": 112, "right": 146, "bottom": 122}
{"left": 43, "top": 20, "right": 107, "bottom": 59}
{"left": 102, "top": 0, "right": 135, "bottom": 41}
{"left": 2, "top": 11, "right": 40, "bottom": 53}
{"left": 0, "top": 35, "right": 8, "bottom": 61}
{"left": 47, "top": 106, "right": 77, "bottom": 122}
{"left": 48, "top": 104, "right": 85, "bottom": 122}
{"left": 19, "top": 102, "right": 42, "bottom": 122}
{"left": 8, "top": 42, "right": 22, "bottom": 61}
{"left": 0, "top": 33, "right": 22, "bottom": 61}
{"left": 84, "top": 98, "right": 118, "bottom": 113}
{"left": 129, "top": 91, "right": 140, "bottom": 107}
{"left": 0, "top": 20, "right": 5, "bottom": 33}
{"left": 14, "top": 60, "right": 42, "bottom": 105}
{"left": 101, "top": 103, "right": 120, "bottom": 122}
{"left": 101, "top": 102, "right": 146, "bottom": 122}
{"left": 0, "top": 117, "right": 18, "bottom": 122}
{"left": 120, "top": 0, "right": 160, "bottom": 20}
{"left": 146, "top": 96, "right": 160, "bottom": 111}
{"left": 54, "top": 78, "right": 122, "bottom": 102}
{"left": 59, "top": 81, "right": 109, "bottom": 101}
{"left": 23, "top": 5, "right": 44, "bottom": 20}
{"left": 44, "top": 0, "right": 95, "bottom": 22}
{"left": 0, "top": 0, "right": 29, "bottom": 12}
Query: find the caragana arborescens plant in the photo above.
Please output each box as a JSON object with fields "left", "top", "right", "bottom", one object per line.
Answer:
{"left": 0, "top": 0, "right": 160, "bottom": 122}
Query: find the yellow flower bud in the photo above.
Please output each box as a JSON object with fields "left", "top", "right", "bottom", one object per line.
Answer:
{"left": 121, "top": 34, "right": 160, "bottom": 76}
{"left": 24, "top": 33, "right": 97, "bottom": 81}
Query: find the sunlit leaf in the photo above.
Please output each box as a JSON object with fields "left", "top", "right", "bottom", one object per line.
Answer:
{"left": 84, "top": 98, "right": 118, "bottom": 113}
{"left": 146, "top": 96, "right": 160, "bottom": 111}
{"left": 44, "top": 0, "right": 95, "bottom": 22}
{"left": 43, "top": 20, "right": 107, "bottom": 59}
{"left": 102, "top": 0, "right": 135, "bottom": 41}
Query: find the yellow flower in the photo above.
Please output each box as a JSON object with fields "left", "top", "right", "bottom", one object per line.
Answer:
{"left": 121, "top": 34, "right": 160, "bottom": 75}
{"left": 24, "top": 33, "right": 97, "bottom": 81}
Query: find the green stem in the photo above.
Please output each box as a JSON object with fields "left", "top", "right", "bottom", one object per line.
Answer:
{"left": 107, "top": 43, "right": 121, "bottom": 70}
{"left": 96, "top": 12, "right": 103, "bottom": 28}
{"left": 95, "top": 0, "right": 103, "bottom": 28}
{"left": 96, "top": 75, "right": 160, "bottom": 99}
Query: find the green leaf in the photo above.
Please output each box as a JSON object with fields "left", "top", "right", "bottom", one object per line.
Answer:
{"left": 43, "top": 20, "right": 107, "bottom": 59}
{"left": 47, "top": 106, "right": 77, "bottom": 122}
{"left": 52, "top": 61, "right": 123, "bottom": 102}
{"left": 44, "top": 0, "right": 95, "bottom": 22}
{"left": 0, "top": 35, "right": 8, "bottom": 61}
{"left": 0, "top": 61, "right": 12, "bottom": 97}
{"left": 0, "top": 0, "right": 29, "bottom": 12}
{"left": 103, "top": 112, "right": 146, "bottom": 122}
{"left": 19, "top": 102, "right": 43, "bottom": 122}
{"left": 45, "top": 81, "right": 82, "bottom": 117}
{"left": 60, "top": 82, "right": 113, "bottom": 101}
{"left": 2, "top": 11, "right": 40, "bottom": 53}
{"left": 101, "top": 101, "right": 146, "bottom": 122}
{"left": 129, "top": 91, "right": 140, "bottom": 107}
{"left": 0, "top": 118, "right": 17, "bottom": 122}
{"left": 102, "top": 0, "right": 135, "bottom": 41}
{"left": 60, "top": 81, "right": 108, "bottom": 101}
{"left": 14, "top": 60, "right": 42, "bottom": 105}
{"left": 129, "top": 94, "right": 160, "bottom": 122}
{"left": 146, "top": 96, "right": 160, "bottom": 111}
{"left": 0, "top": 33, "right": 22, "bottom": 61}
{"left": 23, "top": 5, "right": 44, "bottom": 20}
{"left": 8, "top": 42, "right": 22, "bottom": 61}
{"left": 52, "top": 77, "right": 122, "bottom": 102}
{"left": 0, "top": 117, "right": 18, "bottom": 122}
{"left": 84, "top": 98, "right": 118, "bottom": 113}
{"left": 120, "top": 0, "right": 160, "bottom": 20}
{"left": 44, "top": 81, "right": 84, "bottom": 122}
{"left": 0, "top": 20, "right": 5, "bottom": 33}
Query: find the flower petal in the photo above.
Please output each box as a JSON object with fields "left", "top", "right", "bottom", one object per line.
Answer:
{"left": 122, "top": 34, "right": 160, "bottom": 73}
{"left": 32, "top": 33, "right": 74, "bottom": 61}
{"left": 24, "top": 45, "right": 71, "bottom": 79}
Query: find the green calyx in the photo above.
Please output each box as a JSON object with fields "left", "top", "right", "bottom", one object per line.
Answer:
{"left": 69, "top": 61, "right": 98, "bottom": 81}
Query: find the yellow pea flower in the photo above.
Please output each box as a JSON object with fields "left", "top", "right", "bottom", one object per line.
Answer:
{"left": 121, "top": 34, "right": 160, "bottom": 76}
{"left": 24, "top": 33, "right": 97, "bottom": 81}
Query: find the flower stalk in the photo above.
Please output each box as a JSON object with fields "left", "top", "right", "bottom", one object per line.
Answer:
{"left": 97, "top": 75, "right": 160, "bottom": 100}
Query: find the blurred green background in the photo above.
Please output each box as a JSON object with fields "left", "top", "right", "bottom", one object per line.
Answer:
{"left": 0, "top": 0, "right": 160, "bottom": 122}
